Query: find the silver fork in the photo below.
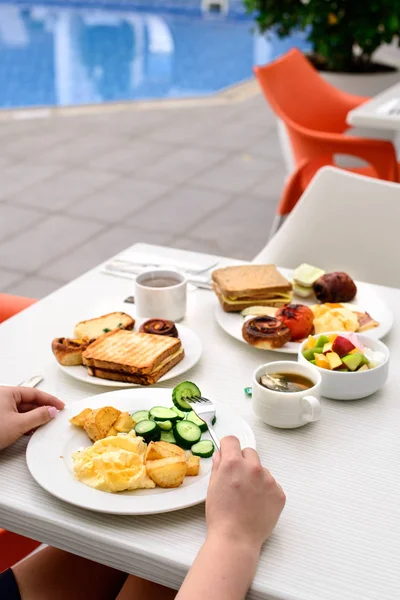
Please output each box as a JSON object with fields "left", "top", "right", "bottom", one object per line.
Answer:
{"left": 109, "top": 259, "right": 219, "bottom": 276}
{"left": 186, "top": 396, "right": 220, "bottom": 451}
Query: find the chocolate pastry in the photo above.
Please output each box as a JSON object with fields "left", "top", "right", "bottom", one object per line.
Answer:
{"left": 139, "top": 319, "right": 178, "bottom": 338}
{"left": 242, "top": 316, "right": 291, "bottom": 349}
{"left": 313, "top": 272, "right": 357, "bottom": 303}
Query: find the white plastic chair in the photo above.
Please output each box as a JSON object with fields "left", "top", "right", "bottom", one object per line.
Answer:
{"left": 253, "top": 166, "right": 400, "bottom": 288}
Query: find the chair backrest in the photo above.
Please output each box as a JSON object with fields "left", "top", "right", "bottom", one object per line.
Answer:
{"left": 254, "top": 49, "right": 357, "bottom": 134}
{"left": 253, "top": 167, "right": 400, "bottom": 288}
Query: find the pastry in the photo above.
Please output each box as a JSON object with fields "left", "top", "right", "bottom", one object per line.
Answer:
{"left": 313, "top": 272, "right": 357, "bottom": 303}
{"left": 275, "top": 304, "right": 314, "bottom": 341}
{"left": 242, "top": 316, "right": 291, "bottom": 349}
{"left": 52, "top": 338, "right": 92, "bottom": 366}
{"left": 139, "top": 319, "right": 178, "bottom": 338}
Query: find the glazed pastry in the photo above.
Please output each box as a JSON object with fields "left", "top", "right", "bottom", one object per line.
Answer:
{"left": 275, "top": 304, "right": 314, "bottom": 341}
{"left": 313, "top": 272, "right": 357, "bottom": 303}
{"left": 139, "top": 319, "right": 178, "bottom": 338}
{"left": 52, "top": 338, "right": 92, "bottom": 366}
{"left": 242, "top": 316, "right": 291, "bottom": 349}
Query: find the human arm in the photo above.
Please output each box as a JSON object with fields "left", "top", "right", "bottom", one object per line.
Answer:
{"left": 175, "top": 436, "right": 286, "bottom": 600}
{"left": 0, "top": 386, "right": 64, "bottom": 450}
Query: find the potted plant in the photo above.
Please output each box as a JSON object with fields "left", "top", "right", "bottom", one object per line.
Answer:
{"left": 244, "top": 0, "right": 400, "bottom": 95}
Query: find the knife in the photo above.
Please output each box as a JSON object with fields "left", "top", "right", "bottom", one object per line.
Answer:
{"left": 18, "top": 375, "right": 44, "bottom": 388}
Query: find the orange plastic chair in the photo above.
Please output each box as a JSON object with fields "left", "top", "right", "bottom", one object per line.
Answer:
{"left": 254, "top": 49, "right": 399, "bottom": 232}
{"left": 0, "top": 293, "right": 40, "bottom": 571}
{"left": 0, "top": 293, "right": 36, "bottom": 324}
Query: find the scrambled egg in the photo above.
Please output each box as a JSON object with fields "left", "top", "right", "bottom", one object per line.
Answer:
{"left": 73, "top": 431, "right": 155, "bottom": 493}
{"left": 311, "top": 304, "right": 359, "bottom": 334}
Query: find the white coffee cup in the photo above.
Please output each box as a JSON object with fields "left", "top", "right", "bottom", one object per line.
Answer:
{"left": 252, "top": 361, "right": 322, "bottom": 429}
{"left": 135, "top": 269, "right": 187, "bottom": 322}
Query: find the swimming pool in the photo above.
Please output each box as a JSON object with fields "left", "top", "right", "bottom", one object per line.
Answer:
{"left": 0, "top": 1, "right": 310, "bottom": 109}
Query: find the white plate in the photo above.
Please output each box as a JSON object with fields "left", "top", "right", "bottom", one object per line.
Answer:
{"left": 58, "top": 322, "right": 202, "bottom": 387}
{"left": 27, "top": 389, "right": 256, "bottom": 515}
{"left": 215, "top": 268, "right": 394, "bottom": 355}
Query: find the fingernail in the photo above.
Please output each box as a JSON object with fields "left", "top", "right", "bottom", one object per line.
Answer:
{"left": 48, "top": 406, "right": 58, "bottom": 419}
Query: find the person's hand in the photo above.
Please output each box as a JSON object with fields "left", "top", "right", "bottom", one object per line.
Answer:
{"left": 206, "top": 436, "right": 286, "bottom": 552}
{"left": 0, "top": 386, "right": 64, "bottom": 451}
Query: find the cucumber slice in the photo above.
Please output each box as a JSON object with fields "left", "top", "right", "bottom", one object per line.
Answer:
{"left": 171, "top": 406, "right": 185, "bottom": 420}
{"left": 161, "top": 430, "right": 176, "bottom": 444}
{"left": 157, "top": 420, "right": 173, "bottom": 431}
{"left": 173, "top": 420, "right": 202, "bottom": 449}
{"left": 186, "top": 411, "right": 207, "bottom": 432}
{"left": 172, "top": 381, "right": 201, "bottom": 412}
{"left": 149, "top": 406, "right": 178, "bottom": 422}
{"left": 134, "top": 420, "right": 161, "bottom": 442}
{"left": 191, "top": 440, "right": 215, "bottom": 458}
{"left": 132, "top": 410, "right": 149, "bottom": 423}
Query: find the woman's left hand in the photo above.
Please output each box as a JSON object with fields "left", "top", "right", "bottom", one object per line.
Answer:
{"left": 0, "top": 386, "right": 64, "bottom": 450}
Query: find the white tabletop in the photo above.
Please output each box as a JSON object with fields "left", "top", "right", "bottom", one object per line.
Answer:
{"left": 1, "top": 243, "right": 400, "bottom": 600}
{"left": 347, "top": 81, "right": 400, "bottom": 130}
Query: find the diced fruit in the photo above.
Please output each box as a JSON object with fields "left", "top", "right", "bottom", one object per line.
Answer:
{"left": 360, "top": 354, "right": 370, "bottom": 366}
{"left": 332, "top": 335, "right": 356, "bottom": 358}
{"left": 342, "top": 353, "right": 363, "bottom": 371}
{"left": 349, "top": 348, "right": 362, "bottom": 354}
{"left": 335, "top": 365, "right": 349, "bottom": 372}
{"left": 306, "top": 335, "right": 317, "bottom": 349}
{"left": 323, "top": 342, "right": 333, "bottom": 354}
{"left": 310, "top": 359, "right": 316, "bottom": 365}
{"left": 315, "top": 353, "right": 330, "bottom": 369}
{"left": 316, "top": 335, "right": 330, "bottom": 348}
{"left": 327, "top": 334, "right": 337, "bottom": 343}
{"left": 302, "top": 347, "right": 323, "bottom": 361}
{"left": 358, "top": 364, "right": 369, "bottom": 372}
{"left": 326, "top": 352, "right": 342, "bottom": 370}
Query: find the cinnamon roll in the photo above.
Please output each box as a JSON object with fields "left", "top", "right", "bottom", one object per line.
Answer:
{"left": 52, "top": 337, "right": 92, "bottom": 366}
{"left": 139, "top": 319, "right": 178, "bottom": 338}
{"left": 242, "top": 316, "right": 291, "bottom": 349}
{"left": 313, "top": 272, "right": 357, "bottom": 303}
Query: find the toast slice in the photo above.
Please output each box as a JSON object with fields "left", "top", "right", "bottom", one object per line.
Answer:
{"left": 74, "top": 312, "right": 134, "bottom": 340}
{"left": 212, "top": 265, "right": 292, "bottom": 312}
{"left": 82, "top": 329, "right": 184, "bottom": 385}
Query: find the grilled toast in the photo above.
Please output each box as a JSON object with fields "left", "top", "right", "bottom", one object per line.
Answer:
{"left": 82, "top": 329, "right": 184, "bottom": 385}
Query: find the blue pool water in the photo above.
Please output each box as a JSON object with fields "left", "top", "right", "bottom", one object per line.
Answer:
{"left": 0, "top": 1, "right": 310, "bottom": 109}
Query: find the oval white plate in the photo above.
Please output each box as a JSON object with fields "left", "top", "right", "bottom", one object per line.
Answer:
{"left": 27, "top": 389, "right": 256, "bottom": 515}
{"left": 58, "top": 322, "right": 202, "bottom": 387}
{"left": 215, "top": 268, "right": 394, "bottom": 355}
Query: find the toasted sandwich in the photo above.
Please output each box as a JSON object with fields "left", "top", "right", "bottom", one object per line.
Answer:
{"left": 212, "top": 264, "right": 292, "bottom": 312}
{"left": 74, "top": 312, "right": 135, "bottom": 340}
{"left": 82, "top": 329, "right": 184, "bottom": 386}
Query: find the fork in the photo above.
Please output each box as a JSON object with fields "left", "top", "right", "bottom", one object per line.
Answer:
{"left": 109, "top": 259, "right": 219, "bottom": 276}
{"left": 186, "top": 396, "right": 220, "bottom": 450}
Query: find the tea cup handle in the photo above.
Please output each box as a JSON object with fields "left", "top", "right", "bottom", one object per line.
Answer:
{"left": 302, "top": 396, "right": 322, "bottom": 423}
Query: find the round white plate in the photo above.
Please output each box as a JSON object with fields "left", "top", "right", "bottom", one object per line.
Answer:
{"left": 58, "top": 322, "right": 202, "bottom": 387}
{"left": 215, "top": 268, "right": 394, "bottom": 355}
{"left": 27, "top": 389, "right": 256, "bottom": 515}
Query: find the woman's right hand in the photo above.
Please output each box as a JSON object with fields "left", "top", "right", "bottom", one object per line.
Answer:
{"left": 206, "top": 436, "right": 286, "bottom": 551}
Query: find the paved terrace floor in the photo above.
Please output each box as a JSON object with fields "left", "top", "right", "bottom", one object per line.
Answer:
{"left": 0, "top": 88, "right": 286, "bottom": 298}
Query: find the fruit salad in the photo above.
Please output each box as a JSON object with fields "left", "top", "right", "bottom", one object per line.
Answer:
{"left": 302, "top": 333, "right": 385, "bottom": 372}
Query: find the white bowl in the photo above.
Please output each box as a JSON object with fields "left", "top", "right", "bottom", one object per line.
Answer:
{"left": 298, "top": 332, "right": 390, "bottom": 400}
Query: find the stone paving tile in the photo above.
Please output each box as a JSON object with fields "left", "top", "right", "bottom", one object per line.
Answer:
{"left": 0, "top": 203, "right": 44, "bottom": 242}
{"left": 67, "top": 177, "right": 174, "bottom": 223}
{"left": 4, "top": 276, "right": 63, "bottom": 298}
{"left": 38, "top": 133, "right": 131, "bottom": 166}
{"left": 0, "top": 215, "right": 104, "bottom": 273}
{"left": 10, "top": 168, "right": 119, "bottom": 212}
{"left": 168, "top": 236, "right": 227, "bottom": 257}
{"left": 128, "top": 185, "right": 232, "bottom": 236}
{"left": 250, "top": 163, "right": 287, "bottom": 200}
{"left": 189, "top": 193, "right": 277, "bottom": 259}
{"left": 0, "top": 163, "right": 63, "bottom": 202}
{"left": 40, "top": 226, "right": 173, "bottom": 283}
{"left": 88, "top": 139, "right": 174, "bottom": 174}
{"left": 192, "top": 153, "right": 270, "bottom": 194}
{"left": 0, "top": 268, "right": 24, "bottom": 291}
{"left": 138, "top": 146, "right": 229, "bottom": 184}
{"left": 1, "top": 129, "right": 75, "bottom": 158}
{"left": 194, "top": 121, "right": 271, "bottom": 151}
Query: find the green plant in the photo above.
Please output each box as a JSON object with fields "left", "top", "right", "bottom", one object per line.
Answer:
{"left": 244, "top": 0, "right": 400, "bottom": 72}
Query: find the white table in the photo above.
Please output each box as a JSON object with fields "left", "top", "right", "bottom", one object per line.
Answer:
{"left": 348, "top": 81, "right": 400, "bottom": 130}
{"left": 1, "top": 243, "right": 400, "bottom": 600}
